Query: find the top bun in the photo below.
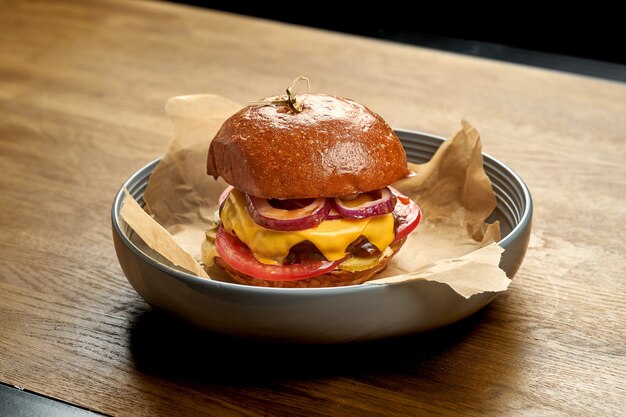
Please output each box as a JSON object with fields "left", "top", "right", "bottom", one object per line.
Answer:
{"left": 207, "top": 93, "right": 410, "bottom": 199}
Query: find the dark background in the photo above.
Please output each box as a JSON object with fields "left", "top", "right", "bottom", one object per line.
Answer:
{"left": 170, "top": 2, "right": 626, "bottom": 81}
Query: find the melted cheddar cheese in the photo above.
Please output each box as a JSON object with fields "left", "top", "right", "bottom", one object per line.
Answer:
{"left": 221, "top": 189, "right": 395, "bottom": 265}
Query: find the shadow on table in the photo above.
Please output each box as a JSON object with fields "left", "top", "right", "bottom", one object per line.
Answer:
{"left": 128, "top": 305, "right": 494, "bottom": 386}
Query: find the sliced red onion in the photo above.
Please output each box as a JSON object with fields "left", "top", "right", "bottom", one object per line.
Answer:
{"left": 218, "top": 185, "right": 234, "bottom": 206}
{"left": 246, "top": 195, "right": 331, "bottom": 231}
{"left": 332, "top": 187, "right": 397, "bottom": 219}
{"left": 389, "top": 186, "right": 422, "bottom": 242}
{"left": 326, "top": 208, "right": 344, "bottom": 220}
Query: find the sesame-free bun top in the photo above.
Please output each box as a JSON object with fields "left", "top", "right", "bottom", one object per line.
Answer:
{"left": 207, "top": 93, "right": 410, "bottom": 199}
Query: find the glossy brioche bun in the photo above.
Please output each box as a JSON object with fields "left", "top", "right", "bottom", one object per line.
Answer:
{"left": 206, "top": 93, "right": 410, "bottom": 199}
{"left": 207, "top": 239, "right": 406, "bottom": 288}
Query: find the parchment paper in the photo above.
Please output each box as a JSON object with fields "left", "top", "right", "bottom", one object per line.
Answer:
{"left": 122, "top": 94, "right": 510, "bottom": 298}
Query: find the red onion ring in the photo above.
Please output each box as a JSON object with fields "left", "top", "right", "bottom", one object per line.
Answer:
{"left": 246, "top": 195, "right": 331, "bottom": 231}
{"left": 389, "top": 186, "right": 421, "bottom": 242}
{"left": 218, "top": 185, "right": 234, "bottom": 206}
{"left": 325, "top": 208, "right": 344, "bottom": 220}
{"left": 332, "top": 187, "right": 397, "bottom": 219}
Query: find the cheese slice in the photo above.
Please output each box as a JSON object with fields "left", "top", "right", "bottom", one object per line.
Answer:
{"left": 221, "top": 189, "right": 395, "bottom": 265}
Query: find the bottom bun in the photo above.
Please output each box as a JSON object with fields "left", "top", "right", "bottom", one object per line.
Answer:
{"left": 210, "top": 239, "right": 406, "bottom": 288}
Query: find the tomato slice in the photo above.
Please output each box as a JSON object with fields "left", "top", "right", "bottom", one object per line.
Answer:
{"left": 389, "top": 187, "right": 422, "bottom": 242}
{"left": 215, "top": 226, "right": 344, "bottom": 281}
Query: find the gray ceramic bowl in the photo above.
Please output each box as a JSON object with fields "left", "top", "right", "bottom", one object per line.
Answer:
{"left": 112, "top": 130, "right": 532, "bottom": 343}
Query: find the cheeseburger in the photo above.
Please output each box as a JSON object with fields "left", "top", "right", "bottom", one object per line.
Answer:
{"left": 202, "top": 91, "right": 421, "bottom": 288}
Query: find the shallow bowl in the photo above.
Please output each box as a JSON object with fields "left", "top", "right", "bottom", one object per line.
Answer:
{"left": 112, "top": 130, "right": 532, "bottom": 343}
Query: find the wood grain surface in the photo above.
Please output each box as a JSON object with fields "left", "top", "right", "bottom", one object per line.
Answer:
{"left": 1, "top": 0, "right": 625, "bottom": 415}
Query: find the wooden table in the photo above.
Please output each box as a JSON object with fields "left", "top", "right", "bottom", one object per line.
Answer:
{"left": 1, "top": 1, "right": 625, "bottom": 415}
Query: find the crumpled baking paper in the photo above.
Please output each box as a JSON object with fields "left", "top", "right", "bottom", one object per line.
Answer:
{"left": 121, "top": 94, "right": 510, "bottom": 298}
